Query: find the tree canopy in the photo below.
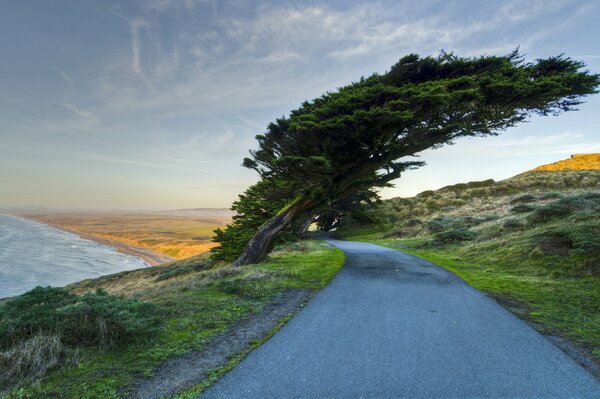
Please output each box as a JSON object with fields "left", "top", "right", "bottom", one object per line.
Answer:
{"left": 211, "top": 51, "right": 599, "bottom": 265}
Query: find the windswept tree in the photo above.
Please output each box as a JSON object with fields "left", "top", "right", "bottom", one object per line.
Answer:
{"left": 212, "top": 51, "right": 599, "bottom": 265}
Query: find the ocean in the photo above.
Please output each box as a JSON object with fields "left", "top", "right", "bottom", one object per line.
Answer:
{"left": 0, "top": 214, "right": 148, "bottom": 298}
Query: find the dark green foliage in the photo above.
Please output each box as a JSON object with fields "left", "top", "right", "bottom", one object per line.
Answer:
{"left": 431, "top": 228, "right": 477, "bottom": 245}
{"left": 406, "top": 219, "right": 423, "bottom": 227}
{"left": 510, "top": 204, "right": 538, "bottom": 213}
{"left": 510, "top": 194, "right": 537, "bottom": 204}
{"left": 528, "top": 193, "right": 600, "bottom": 223}
{"left": 542, "top": 221, "right": 600, "bottom": 275}
{"left": 539, "top": 192, "right": 563, "bottom": 200}
{"left": 502, "top": 218, "right": 524, "bottom": 230}
{"left": 0, "top": 287, "right": 161, "bottom": 350}
{"left": 211, "top": 179, "right": 297, "bottom": 261}
{"left": 212, "top": 51, "right": 599, "bottom": 262}
{"left": 427, "top": 216, "right": 485, "bottom": 233}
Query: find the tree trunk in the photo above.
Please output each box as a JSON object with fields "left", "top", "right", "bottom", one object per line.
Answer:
{"left": 233, "top": 197, "right": 309, "bottom": 266}
{"left": 298, "top": 214, "right": 316, "bottom": 238}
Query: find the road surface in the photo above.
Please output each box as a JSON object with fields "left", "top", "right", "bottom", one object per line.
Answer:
{"left": 202, "top": 238, "right": 600, "bottom": 398}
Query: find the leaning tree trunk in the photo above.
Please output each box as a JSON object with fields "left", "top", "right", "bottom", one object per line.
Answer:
{"left": 297, "top": 214, "right": 316, "bottom": 238}
{"left": 234, "top": 196, "right": 310, "bottom": 266}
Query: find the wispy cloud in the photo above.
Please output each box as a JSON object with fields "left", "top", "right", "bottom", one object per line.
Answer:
{"left": 85, "top": 0, "right": 586, "bottom": 119}
{"left": 130, "top": 17, "right": 149, "bottom": 76}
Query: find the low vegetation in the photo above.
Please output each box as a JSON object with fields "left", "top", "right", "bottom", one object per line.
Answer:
{"left": 0, "top": 241, "right": 344, "bottom": 398}
{"left": 337, "top": 169, "right": 600, "bottom": 364}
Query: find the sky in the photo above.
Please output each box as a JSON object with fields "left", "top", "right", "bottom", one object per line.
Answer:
{"left": 1, "top": 0, "right": 599, "bottom": 210}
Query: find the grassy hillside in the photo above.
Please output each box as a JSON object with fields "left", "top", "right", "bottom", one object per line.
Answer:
{"left": 338, "top": 169, "right": 600, "bottom": 365}
{"left": 0, "top": 241, "right": 344, "bottom": 398}
{"left": 533, "top": 153, "right": 600, "bottom": 171}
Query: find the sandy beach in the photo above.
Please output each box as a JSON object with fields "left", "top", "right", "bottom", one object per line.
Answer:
{"left": 21, "top": 217, "right": 175, "bottom": 266}
{"left": 20, "top": 212, "right": 230, "bottom": 266}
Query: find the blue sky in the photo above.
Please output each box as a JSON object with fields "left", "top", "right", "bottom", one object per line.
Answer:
{"left": 1, "top": 0, "right": 599, "bottom": 209}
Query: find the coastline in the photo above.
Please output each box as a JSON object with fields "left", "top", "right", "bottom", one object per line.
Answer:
{"left": 20, "top": 216, "right": 175, "bottom": 266}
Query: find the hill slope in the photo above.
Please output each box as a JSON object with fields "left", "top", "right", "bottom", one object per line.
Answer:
{"left": 533, "top": 153, "right": 600, "bottom": 171}
{"left": 0, "top": 243, "right": 344, "bottom": 397}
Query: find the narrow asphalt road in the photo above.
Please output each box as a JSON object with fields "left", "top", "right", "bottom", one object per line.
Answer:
{"left": 202, "top": 238, "right": 600, "bottom": 398}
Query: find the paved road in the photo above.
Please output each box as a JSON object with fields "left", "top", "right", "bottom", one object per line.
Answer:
{"left": 202, "top": 239, "right": 600, "bottom": 398}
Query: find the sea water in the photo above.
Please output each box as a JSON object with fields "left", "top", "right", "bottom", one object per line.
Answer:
{"left": 0, "top": 214, "right": 148, "bottom": 298}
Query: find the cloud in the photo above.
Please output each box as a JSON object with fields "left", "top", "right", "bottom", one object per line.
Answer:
{"left": 49, "top": 1, "right": 599, "bottom": 161}
{"left": 130, "top": 17, "right": 149, "bottom": 75}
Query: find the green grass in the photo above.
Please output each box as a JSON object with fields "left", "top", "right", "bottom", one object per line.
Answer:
{"left": 1, "top": 241, "right": 344, "bottom": 398}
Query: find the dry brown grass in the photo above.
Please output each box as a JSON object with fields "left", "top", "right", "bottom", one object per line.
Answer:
{"left": 0, "top": 334, "right": 64, "bottom": 385}
{"left": 533, "top": 153, "right": 600, "bottom": 171}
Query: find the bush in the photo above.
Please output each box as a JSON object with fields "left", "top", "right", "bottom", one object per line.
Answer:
{"left": 502, "top": 218, "right": 524, "bottom": 230}
{"left": 0, "top": 287, "right": 162, "bottom": 350}
{"left": 510, "top": 194, "right": 537, "bottom": 204}
{"left": 510, "top": 204, "right": 537, "bottom": 213}
{"left": 539, "top": 192, "right": 562, "bottom": 200}
{"left": 528, "top": 193, "right": 600, "bottom": 224}
{"left": 426, "top": 216, "right": 484, "bottom": 233}
{"left": 431, "top": 228, "right": 477, "bottom": 245}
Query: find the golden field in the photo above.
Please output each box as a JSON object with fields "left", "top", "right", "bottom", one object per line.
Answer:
{"left": 26, "top": 210, "right": 232, "bottom": 265}
{"left": 533, "top": 153, "right": 600, "bottom": 171}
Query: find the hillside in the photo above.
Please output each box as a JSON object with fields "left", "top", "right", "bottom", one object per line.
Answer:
{"left": 0, "top": 243, "right": 344, "bottom": 397}
{"left": 533, "top": 153, "right": 600, "bottom": 171}
{"left": 337, "top": 168, "right": 600, "bottom": 369}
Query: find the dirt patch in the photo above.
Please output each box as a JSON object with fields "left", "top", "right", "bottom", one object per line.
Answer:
{"left": 538, "top": 236, "right": 573, "bottom": 256}
{"left": 489, "top": 294, "right": 530, "bottom": 318}
{"left": 122, "top": 289, "right": 313, "bottom": 399}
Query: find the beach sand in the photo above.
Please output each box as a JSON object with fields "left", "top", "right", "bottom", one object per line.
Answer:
{"left": 22, "top": 212, "right": 230, "bottom": 266}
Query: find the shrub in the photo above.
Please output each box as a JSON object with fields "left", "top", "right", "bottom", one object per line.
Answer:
{"left": 510, "top": 204, "right": 537, "bottom": 213}
{"left": 426, "top": 216, "right": 484, "bottom": 233}
{"left": 528, "top": 193, "right": 600, "bottom": 224}
{"left": 502, "top": 218, "right": 524, "bottom": 230}
{"left": 539, "top": 192, "right": 562, "bottom": 200}
{"left": 0, "top": 287, "right": 162, "bottom": 350}
{"left": 406, "top": 219, "right": 423, "bottom": 227}
{"left": 431, "top": 228, "right": 477, "bottom": 245}
{"left": 510, "top": 194, "right": 537, "bottom": 204}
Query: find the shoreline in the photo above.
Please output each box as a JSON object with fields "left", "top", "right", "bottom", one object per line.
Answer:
{"left": 20, "top": 216, "right": 175, "bottom": 266}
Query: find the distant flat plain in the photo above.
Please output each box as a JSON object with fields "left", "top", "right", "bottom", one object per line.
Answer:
{"left": 23, "top": 209, "right": 233, "bottom": 265}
